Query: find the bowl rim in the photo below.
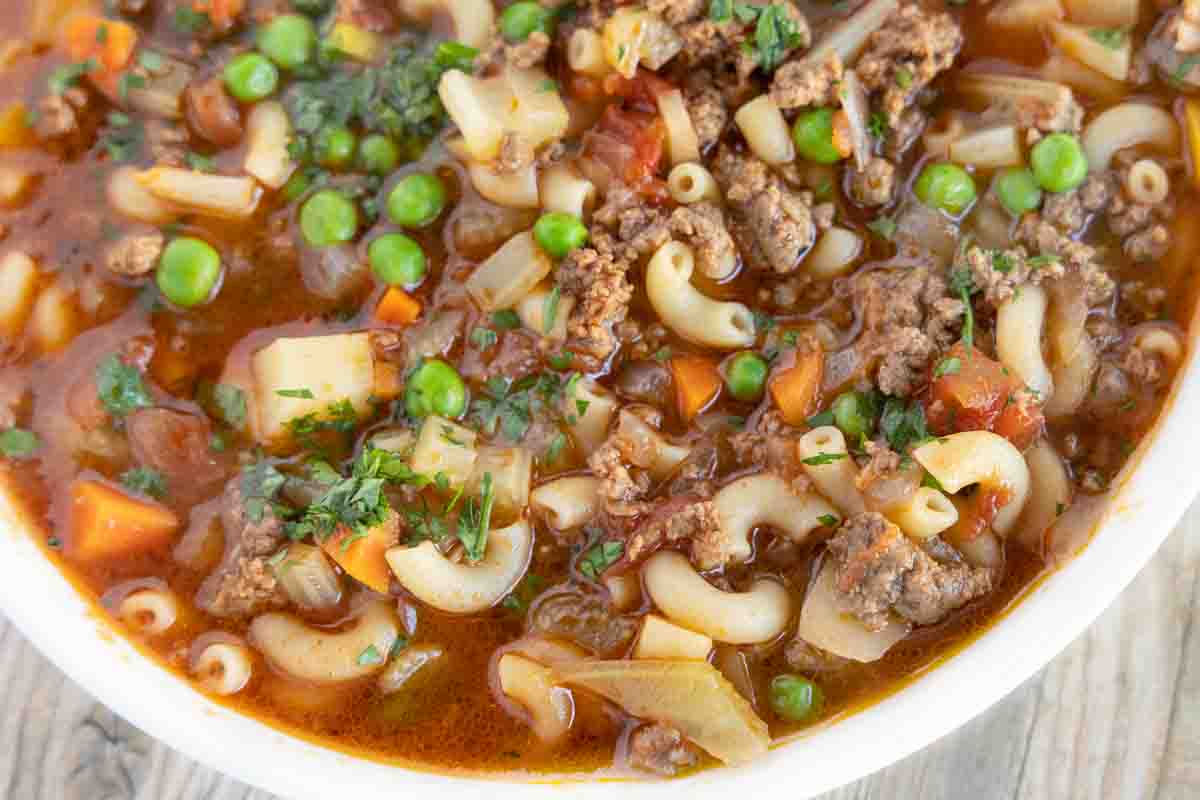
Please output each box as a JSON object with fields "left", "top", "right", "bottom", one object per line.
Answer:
{"left": 1, "top": 345, "right": 1197, "bottom": 799}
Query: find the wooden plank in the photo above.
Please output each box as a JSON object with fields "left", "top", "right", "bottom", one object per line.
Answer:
{"left": 0, "top": 506, "right": 1196, "bottom": 800}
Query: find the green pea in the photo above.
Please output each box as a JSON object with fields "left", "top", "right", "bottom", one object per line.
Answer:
{"left": 369, "top": 233, "right": 427, "bottom": 286}
{"left": 256, "top": 14, "right": 317, "bottom": 70}
{"left": 992, "top": 167, "right": 1043, "bottom": 216}
{"left": 831, "top": 391, "right": 873, "bottom": 441}
{"left": 300, "top": 190, "right": 358, "bottom": 247}
{"left": 533, "top": 212, "right": 588, "bottom": 258}
{"left": 499, "top": 1, "right": 555, "bottom": 41}
{"left": 359, "top": 134, "right": 400, "bottom": 175}
{"left": 725, "top": 352, "right": 768, "bottom": 401}
{"left": 387, "top": 173, "right": 447, "bottom": 228}
{"left": 405, "top": 359, "right": 467, "bottom": 419}
{"left": 313, "top": 124, "right": 357, "bottom": 170}
{"left": 913, "top": 162, "right": 977, "bottom": 216}
{"left": 157, "top": 237, "right": 222, "bottom": 308}
{"left": 791, "top": 108, "right": 843, "bottom": 165}
{"left": 1030, "top": 132, "right": 1088, "bottom": 193}
{"left": 769, "top": 674, "right": 824, "bottom": 723}
{"left": 292, "top": 0, "right": 331, "bottom": 15}
{"left": 222, "top": 52, "right": 279, "bottom": 103}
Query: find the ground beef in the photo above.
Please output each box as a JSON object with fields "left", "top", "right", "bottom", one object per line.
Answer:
{"left": 588, "top": 437, "right": 653, "bottom": 516}
{"left": 1106, "top": 158, "right": 1174, "bottom": 262}
{"left": 1122, "top": 280, "right": 1168, "bottom": 321}
{"left": 527, "top": 582, "right": 637, "bottom": 655}
{"left": 593, "top": 184, "right": 671, "bottom": 258}
{"left": 856, "top": 4, "right": 963, "bottom": 125}
{"left": 626, "top": 724, "right": 699, "bottom": 776}
{"left": 196, "top": 479, "right": 288, "bottom": 618}
{"left": 715, "top": 148, "right": 816, "bottom": 273}
{"left": 668, "top": 202, "right": 738, "bottom": 279}
{"left": 847, "top": 157, "right": 898, "bottom": 207}
{"left": 1014, "top": 215, "right": 1115, "bottom": 306}
{"left": 34, "top": 88, "right": 91, "bottom": 147}
{"left": 184, "top": 75, "right": 242, "bottom": 147}
{"left": 770, "top": 51, "right": 843, "bottom": 110}
{"left": 728, "top": 412, "right": 812, "bottom": 490}
{"left": 558, "top": 233, "right": 636, "bottom": 369}
{"left": 104, "top": 231, "right": 164, "bottom": 278}
{"left": 144, "top": 119, "right": 189, "bottom": 166}
{"left": 1121, "top": 340, "right": 1170, "bottom": 386}
{"left": 625, "top": 495, "right": 729, "bottom": 569}
{"left": 664, "top": 439, "right": 719, "bottom": 498}
{"left": 827, "top": 512, "right": 995, "bottom": 630}
{"left": 648, "top": 0, "right": 707, "bottom": 25}
{"left": 1041, "top": 174, "right": 1113, "bottom": 235}
{"left": 1014, "top": 89, "right": 1084, "bottom": 136}
{"left": 1125, "top": 224, "right": 1171, "bottom": 263}
{"left": 683, "top": 71, "right": 728, "bottom": 151}
{"left": 850, "top": 266, "right": 962, "bottom": 396}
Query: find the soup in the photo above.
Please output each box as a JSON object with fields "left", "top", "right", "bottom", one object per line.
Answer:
{"left": 0, "top": 0, "right": 1195, "bottom": 778}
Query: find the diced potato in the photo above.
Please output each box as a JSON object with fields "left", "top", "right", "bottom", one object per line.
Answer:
{"left": 251, "top": 333, "right": 375, "bottom": 443}
{"left": 465, "top": 231, "right": 552, "bottom": 311}
{"left": 517, "top": 283, "right": 574, "bottom": 340}
{"left": 328, "top": 22, "right": 381, "bottom": 61}
{"left": 370, "top": 427, "right": 416, "bottom": 454}
{"left": 244, "top": 101, "right": 296, "bottom": 189}
{"left": 0, "top": 251, "right": 40, "bottom": 340}
{"left": 468, "top": 446, "right": 532, "bottom": 520}
{"left": 554, "top": 659, "right": 770, "bottom": 765}
{"left": 1048, "top": 20, "right": 1131, "bottom": 81}
{"left": 29, "top": 282, "right": 77, "bottom": 353}
{"left": 409, "top": 416, "right": 478, "bottom": 487}
{"left": 504, "top": 66, "right": 571, "bottom": 148}
{"left": 438, "top": 67, "right": 568, "bottom": 163}
{"left": 136, "top": 167, "right": 261, "bottom": 219}
{"left": 108, "top": 165, "right": 177, "bottom": 224}
{"left": 633, "top": 615, "right": 713, "bottom": 661}
{"left": 986, "top": 0, "right": 1063, "bottom": 30}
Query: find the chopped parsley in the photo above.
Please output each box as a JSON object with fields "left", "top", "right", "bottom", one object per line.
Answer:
{"left": 455, "top": 472, "right": 495, "bottom": 562}
{"left": 492, "top": 309, "right": 521, "bottom": 329}
{"left": 47, "top": 60, "right": 95, "bottom": 95}
{"left": 806, "top": 410, "right": 835, "bottom": 428}
{"left": 653, "top": 346, "right": 673, "bottom": 362}
{"left": 286, "top": 398, "right": 359, "bottom": 454}
{"left": 753, "top": 3, "right": 805, "bottom": 73}
{"left": 868, "top": 111, "right": 889, "bottom": 140}
{"left": 921, "top": 471, "right": 946, "bottom": 491}
{"left": 879, "top": 397, "right": 928, "bottom": 453}
{"left": 472, "top": 376, "right": 534, "bottom": 441}
{"left": 241, "top": 461, "right": 288, "bottom": 523}
{"left": 542, "top": 285, "right": 561, "bottom": 335}
{"left": 545, "top": 432, "right": 567, "bottom": 463}
{"left": 138, "top": 50, "right": 165, "bottom": 73}
{"left": 895, "top": 66, "right": 914, "bottom": 89}
{"left": 933, "top": 356, "right": 962, "bottom": 379}
{"left": 199, "top": 382, "right": 247, "bottom": 429}
{"left": 990, "top": 250, "right": 1015, "bottom": 274}
{"left": 117, "top": 71, "right": 146, "bottom": 102}
{"left": 357, "top": 643, "right": 385, "bottom": 666}
{"left": 1028, "top": 253, "right": 1059, "bottom": 270}
{"left": 96, "top": 355, "right": 153, "bottom": 417}
{"left": 502, "top": 573, "right": 546, "bottom": 614}
{"left": 709, "top": 0, "right": 734, "bottom": 21}
{"left": 276, "top": 388, "right": 316, "bottom": 399}
{"left": 817, "top": 513, "right": 840, "bottom": 527}
{"left": 98, "top": 111, "right": 143, "bottom": 163}
{"left": 1088, "top": 27, "right": 1128, "bottom": 50}
{"left": 578, "top": 540, "right": 623, "bottom": 579}
{"left": 867, "top": 215, "right": 898, "bottom": 240}
{"left": 470, "top": 326, "right": 499, "bottom": 350}
{"left": 801, "top": 452, "right": 847, "bottom": 466}
{"left": 185, "top": 151, "right": 216, "bottom": 172}
{"left": 120, "top": 467, "right": 168, "bottom": 500}
{"left": 1172, "top": 54, "right": 1200, "bottom": 87}
{"left": 948, "top": 261, "right": 978, "bottom": 350}
{"left": 172, "top": 7, "right": 211, "bottom": 34}
{"left": 433, "top": 41, "right": 479, "bottom": 72}
{"left": 0, "top": 428, "right": 40, "bottom": 459}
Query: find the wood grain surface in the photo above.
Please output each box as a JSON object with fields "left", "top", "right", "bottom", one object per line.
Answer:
{"left": 1, "top": 503, "right": 1197, "bottom": 800}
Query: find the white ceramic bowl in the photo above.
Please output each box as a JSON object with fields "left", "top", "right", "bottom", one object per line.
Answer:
{"left": 2, "top": 342, "right": 1198, "bottom": 799}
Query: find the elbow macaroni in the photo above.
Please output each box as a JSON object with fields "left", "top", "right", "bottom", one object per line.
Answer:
{"left": 798, "top": 427, "right": 866, "bottom": 516}
{"left": 657, "top": 88, "right": 701, "bottom": 166}
{"left": 734, "top": 95, "right": 795, "bottom": 165}
{"left": 642, "top": 551, "right": 791, "bottom": 644}
{"left": 667, "top": 162, "right": 722, "bottom": 205}
{"left": 886, "top": 487, "right": 959, "bottom": 540}
{"left": 912, "top": 431, "right": 1031, "bottom": 536}
{"left": 712, "top": 473, "right": 840, "bottom": 563}
{"left": 645, "top": 240, "right": 755, "bottom": 349}
{"left": 530, "top": 475, "right": 602, "bottom": 530}
{"left": 1082, "top": 102, "right": 1180, "bottom": 172}
{"left": 249, "top": 601, "right": 401, "bottom": 684}
{"left": 539, "top": 163, "right": 596, "bottom": 219}
{"left": 996, "top": 283, "right": 1053, "bottom": 398}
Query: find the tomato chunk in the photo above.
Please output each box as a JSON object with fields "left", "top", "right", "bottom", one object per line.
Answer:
{"left": 926, "top": 344, "right": 1043, "bottom": 448}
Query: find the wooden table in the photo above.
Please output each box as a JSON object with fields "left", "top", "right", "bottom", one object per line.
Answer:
{"left": 2, "top": 504, "right": 1197, "bottom": 800}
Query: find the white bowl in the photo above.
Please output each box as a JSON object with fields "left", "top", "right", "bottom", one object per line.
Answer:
{"left": 2, "top": 344, "right": 1197, "bottom": 799}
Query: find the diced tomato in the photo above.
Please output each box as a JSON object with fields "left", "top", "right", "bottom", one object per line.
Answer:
{"left": 949, "top": 486, "right": 1011, "bottom": 542}
{"left": 602, "top": 69, "right": 675, "bottom": 108}
{"left": 925, "top": 343, "right": 1044, "bottom": 448}
{"left": 582, "top": 105, "right": 667, "bottom": 196}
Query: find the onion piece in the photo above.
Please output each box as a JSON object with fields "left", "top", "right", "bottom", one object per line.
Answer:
{"left": 840, "top": 70, "right": 872, "bottom": 172}
{"left": 553, "top": 659, "right": 770, "bottom": 765}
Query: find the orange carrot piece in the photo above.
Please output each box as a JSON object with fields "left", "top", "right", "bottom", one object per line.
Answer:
{"left": 375, "top": 287, "right": 422, "bottom": 326}
{"left": 770, "top": 349, "right": 824, "bottom": 426}
{"left": 671, "top": 355, "right": 722, "bottom": 423}
{"left": 194, "top": 0, "right": 246, "bottom": 28}
{"left": 323, "top": 521, "right": 394, "bottom": 594}
{"left": 63, "top": 15, "right": 137, "bottom": 73}
{"left": 69, "top": 480, "right": 180, "bottom": 562}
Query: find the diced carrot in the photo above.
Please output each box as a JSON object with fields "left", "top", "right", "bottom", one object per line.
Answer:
{"left": 62, "top": 15, "right": 137, "bottom": 73}
{"left": 193, "top": 0, "right": 245, "bottom": 28}
{"left": 831, "top": 110, "right": 854, "bottom": 159}
{"left": 375, "top": 287, "right": 422, "bottom": 326}
{"left": 0, "top": 103, "right": 33, "bottom": 149}
{"left": 1186, "top": 99, "right": 1200, "bottom": 191}
{"left": 68, "top": 480, "right": 180, "bottom": 562}
{"left": 770, "top": 348, "right": 824, "bottom": 426}
{"left": 149, "top": 347, "right": 198, "bottom": 394}
{"left": 373, "top": 359, "right": 403, "bottom": 400}
{"left": 323, "top": 521, "right": 394, "bottom": 594}
{"left": 670, "top": 355, "right": 721, "bottom": 423}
